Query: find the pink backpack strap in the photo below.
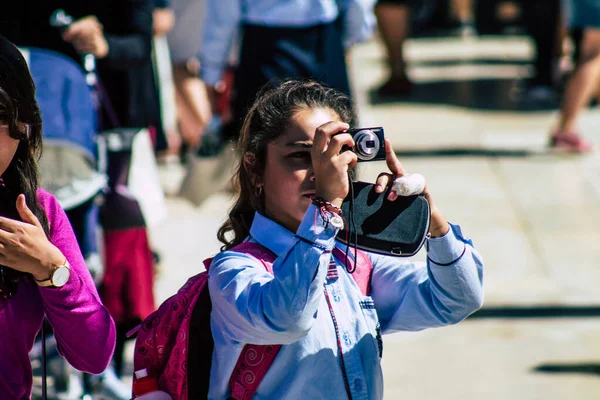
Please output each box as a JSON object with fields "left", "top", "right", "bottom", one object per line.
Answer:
{"left": 225, "top": 242, "right": 374, "bottom": 400}
{"left": 231, "top": 242, "right": 277, "bottom": 273}
{"left": 331, "top": 246, "right": 373, "bottom": 296}
{"left": 227, "top": 242, "right": 282, "bottom": 400}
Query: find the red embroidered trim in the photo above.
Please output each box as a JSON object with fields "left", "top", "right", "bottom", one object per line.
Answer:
{"left": 310, "top": 195, "right": 342, "bottom": 216}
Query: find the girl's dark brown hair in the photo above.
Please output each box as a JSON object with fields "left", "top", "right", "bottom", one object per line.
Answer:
{"left": 217, "top": 79, "right": 357, "bottom": 250}
{"left": 0, "top": 35, "right": 50, "bottom": 296}
{"left": 0, "top": 35, "right": 50, "bottom": 300}
{"left": 0, "top": 35, "right": 49, "bottom": 233}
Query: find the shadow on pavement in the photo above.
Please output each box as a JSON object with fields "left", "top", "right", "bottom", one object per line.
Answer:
{"left": 396, "top": 148, "right": 534, "bottom": 158}
{"left": 533, "top": 363, "right": 600, "bottom": 376}
{"left": 469, "top": 306, "right": 600, "bottom": 319}
{"left": 370, "top": 78, "right": 561, "bottom": 112}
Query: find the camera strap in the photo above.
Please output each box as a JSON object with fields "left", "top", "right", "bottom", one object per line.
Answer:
{"left": 344, "top": 171, "right": 358, "bottom": 273}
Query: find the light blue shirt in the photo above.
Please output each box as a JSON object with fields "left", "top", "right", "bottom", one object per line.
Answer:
{"left": 199, "top": 0, "right": 376, "bottom": 85}
{"left": 208, "top": 204, "right": 484, "bottom": 399}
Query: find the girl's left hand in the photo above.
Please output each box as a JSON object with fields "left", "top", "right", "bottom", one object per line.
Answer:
{"left": 375, "top": 139, "right": 450, "bottom": 238}
{"left": 0, "top": 195, "right": 65, "bottom": 281}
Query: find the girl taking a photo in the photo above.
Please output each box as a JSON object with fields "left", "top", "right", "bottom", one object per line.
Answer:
{"left": 207, "top": 79, "right": 484, "bottom": 399}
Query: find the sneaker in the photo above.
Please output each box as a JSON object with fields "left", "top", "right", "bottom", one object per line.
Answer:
{"left": 550, "top": 131, "right": 593, "bottom": 153}
{"left": 514, "top": 78, "right": 558, "bottom": 103}
{"left": 444, "top": 19, "right": 477, "bottom": 38}
{"left": 456, "top": 22, "right": 477, "bottom": 38}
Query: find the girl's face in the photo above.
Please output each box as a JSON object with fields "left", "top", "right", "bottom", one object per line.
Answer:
{"left": 0, "top": 122, "right": 19, "bottom": 177}
{"left": 262, "top": 108, "right": 340, "bottom": 232}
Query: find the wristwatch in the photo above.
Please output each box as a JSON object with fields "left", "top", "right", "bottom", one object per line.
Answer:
{"left": 34, "top": 260, "right": 71, "bottom": 288}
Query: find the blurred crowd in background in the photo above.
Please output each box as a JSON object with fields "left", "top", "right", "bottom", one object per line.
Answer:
{"left": 2, "top": 0, "right": 600, "bottom": 398}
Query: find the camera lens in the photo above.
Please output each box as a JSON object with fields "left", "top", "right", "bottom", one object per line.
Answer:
{"left": 354, "top": 130, "right": 380, "bottom": 161}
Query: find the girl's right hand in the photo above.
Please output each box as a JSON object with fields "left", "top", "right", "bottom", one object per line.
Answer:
{"left": 311, "top": 121, "right": 358, "bottom": 207}
{"left": 0, "top": 195, "right": 65, "bottom": 282}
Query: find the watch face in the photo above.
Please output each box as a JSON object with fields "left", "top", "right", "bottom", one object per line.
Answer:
{"left": 52, "top": 266, "right": 70, "bottom": 287}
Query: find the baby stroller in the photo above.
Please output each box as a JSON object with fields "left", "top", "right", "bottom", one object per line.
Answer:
{"left": 24, "top": 47, "right": 133, "bottom": 399}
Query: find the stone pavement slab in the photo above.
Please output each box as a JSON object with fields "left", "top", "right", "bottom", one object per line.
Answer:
{"left": 382, "top": 319, "right": 600, "bottom": 400}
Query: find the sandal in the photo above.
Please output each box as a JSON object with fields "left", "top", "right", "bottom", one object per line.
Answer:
{"left": 549, "top": 131, "right": 593, "bottom": 153}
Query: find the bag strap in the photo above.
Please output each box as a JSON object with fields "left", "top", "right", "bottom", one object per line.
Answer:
{"left": 228, "top": 242, "right": 281, "bottom": 400}
{"left": 332, "top": 246, "right": 373, "bottom": 296}
{"left": 226, "top": 242, "right": 374, "bottom": 400}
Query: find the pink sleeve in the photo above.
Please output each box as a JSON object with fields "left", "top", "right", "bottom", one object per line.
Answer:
{"left": 37, "top": 191, "right": 116, "bottom": 374}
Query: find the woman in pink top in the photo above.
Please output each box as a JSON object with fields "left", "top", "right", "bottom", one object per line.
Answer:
{"left": 0, "top": 34, "right": 116, "bottom": 399}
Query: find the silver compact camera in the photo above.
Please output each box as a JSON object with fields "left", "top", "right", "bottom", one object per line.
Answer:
{"left": 342, "top": 127, "right": 386, "bottom": 162}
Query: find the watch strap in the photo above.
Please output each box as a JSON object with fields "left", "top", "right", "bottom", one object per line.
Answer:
{"left": 34, "top": 271, "right": 53, "bottom": 285}
{"left": 34, "top": 260, "right": 70, "bottom": 287}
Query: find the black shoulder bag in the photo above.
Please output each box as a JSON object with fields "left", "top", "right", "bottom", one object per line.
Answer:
{"left": 337, "top": 181, "right": 431, "bottom": 257}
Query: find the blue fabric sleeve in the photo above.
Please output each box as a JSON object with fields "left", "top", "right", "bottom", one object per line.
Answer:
{"left": 369, "top": 223, "right": 484, "bottom": 333}
{"left": 208, "top": 205, "right": 339, "bottom": 344}
{"left": 199, "top": 0, "right": 241, "bottom": 86}
{"left": 341, "top": 0, "right": 377, "bottom": 48}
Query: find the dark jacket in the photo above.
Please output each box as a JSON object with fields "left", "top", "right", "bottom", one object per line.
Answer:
{"left": 1, "top": 0, "right": 166, "bottom": 150}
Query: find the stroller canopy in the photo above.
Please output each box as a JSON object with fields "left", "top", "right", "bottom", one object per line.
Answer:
{"left": 26, "top": 47, "right": 97, "bottom": 161}
{"left": 23, "top": 47, "right": 106, "bottom": 210}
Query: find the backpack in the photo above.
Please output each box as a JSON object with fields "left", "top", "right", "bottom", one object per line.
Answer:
{"left": 129, "top": 241, "right": 373, "bottom": 399}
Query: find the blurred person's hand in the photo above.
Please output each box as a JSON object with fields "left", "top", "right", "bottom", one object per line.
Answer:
{"left": 62, "top": 16, "right": 109, "bottom": 59}
{"left": 206, "top": 80, "right": 231, "bottom": 123}
{"left": 153, "top": 8, "right": 176, "bottom": 36}
{"left": 374, "top": 139, "right": 450, "bottom": 238}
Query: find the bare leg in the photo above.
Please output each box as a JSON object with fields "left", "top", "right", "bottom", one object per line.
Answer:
{"left": 172, "top": 64, "right": 213, "bottom": 149}
{"left": 450, "top": 0, "right": 474, "bottom": 24}
{"left": 550, "top": 28, "right": 600, "bottom": 152}
{"left": 558, "top": 29, "right": 600, "bottom": 132}
{"left": 596, "top": 71, "right": 600, "bottom": 103}
{"left": 449, "top": 0, "right": 476, "bottom": 36}
{"left": 375, "top": 3, "right": 412, "bottom": 95}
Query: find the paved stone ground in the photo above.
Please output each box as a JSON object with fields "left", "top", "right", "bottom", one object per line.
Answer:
{"left": 137, "top": 35, "right": 600, "bottom": 399}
